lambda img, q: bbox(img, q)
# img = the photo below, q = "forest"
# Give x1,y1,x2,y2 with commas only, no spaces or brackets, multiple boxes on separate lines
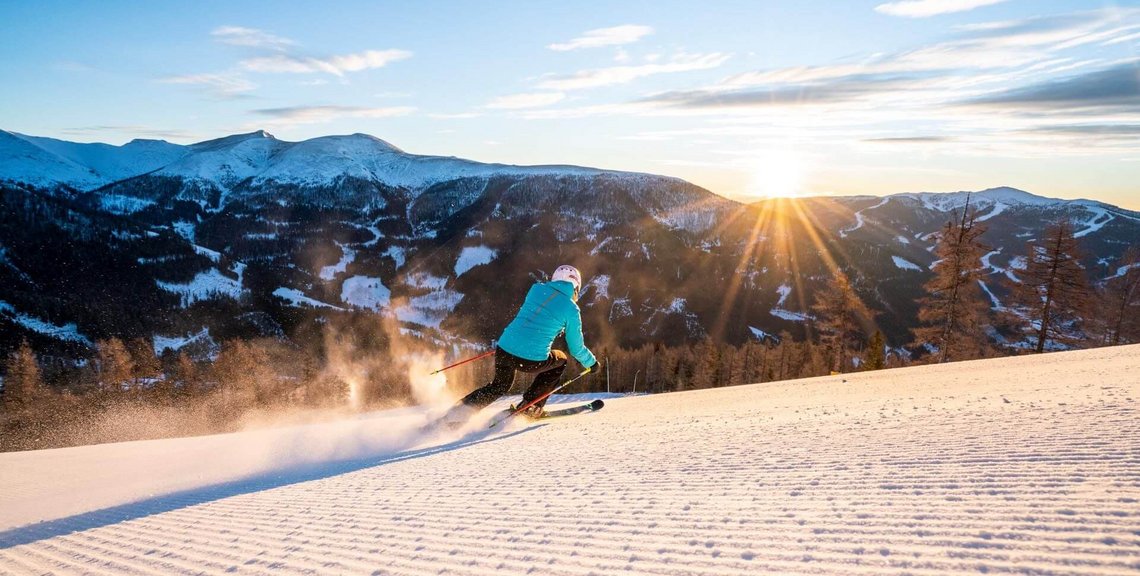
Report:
2,206,1137,452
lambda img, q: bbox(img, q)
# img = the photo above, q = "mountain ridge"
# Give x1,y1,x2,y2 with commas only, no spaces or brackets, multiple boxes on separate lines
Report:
1,129,1136,370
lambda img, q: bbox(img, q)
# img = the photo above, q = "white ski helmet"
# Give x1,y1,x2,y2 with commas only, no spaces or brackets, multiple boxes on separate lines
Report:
551,264,582,292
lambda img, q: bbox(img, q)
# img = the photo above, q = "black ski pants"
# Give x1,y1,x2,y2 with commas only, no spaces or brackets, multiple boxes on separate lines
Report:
461,347,567,409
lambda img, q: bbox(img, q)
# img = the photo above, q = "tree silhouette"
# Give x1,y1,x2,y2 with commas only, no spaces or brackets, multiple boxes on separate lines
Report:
812,271,874,373
912,196,991,362
1012,220,1091,353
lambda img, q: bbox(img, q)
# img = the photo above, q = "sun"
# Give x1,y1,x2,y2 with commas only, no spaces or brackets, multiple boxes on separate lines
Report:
745,150,808,200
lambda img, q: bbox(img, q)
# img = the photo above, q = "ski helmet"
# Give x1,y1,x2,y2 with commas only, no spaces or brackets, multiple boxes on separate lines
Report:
551,264,582,292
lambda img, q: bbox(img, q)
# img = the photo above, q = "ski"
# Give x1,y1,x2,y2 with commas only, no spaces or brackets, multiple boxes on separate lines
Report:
425,399,605,432
539,399,605,419
491,399,605,427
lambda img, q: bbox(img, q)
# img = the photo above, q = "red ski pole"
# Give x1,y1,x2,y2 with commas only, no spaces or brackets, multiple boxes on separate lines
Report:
488,366,592,429
430,349,495,375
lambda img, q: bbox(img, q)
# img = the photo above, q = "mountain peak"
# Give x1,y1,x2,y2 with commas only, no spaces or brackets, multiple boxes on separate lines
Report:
349,133,404,153
190,130,278,150
973,186,1064,206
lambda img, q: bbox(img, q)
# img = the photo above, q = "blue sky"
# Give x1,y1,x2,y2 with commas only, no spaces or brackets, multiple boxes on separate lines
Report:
2,0,1139,208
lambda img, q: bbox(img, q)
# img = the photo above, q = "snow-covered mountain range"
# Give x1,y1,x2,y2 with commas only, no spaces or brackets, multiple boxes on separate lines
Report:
1,129,1136,364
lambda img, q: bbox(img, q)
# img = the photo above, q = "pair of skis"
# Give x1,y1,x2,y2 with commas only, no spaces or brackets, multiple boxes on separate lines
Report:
426,398,605,432
425,366,602,431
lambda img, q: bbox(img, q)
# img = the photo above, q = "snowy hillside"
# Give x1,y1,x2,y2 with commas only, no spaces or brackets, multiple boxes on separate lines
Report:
0,130,185,188
0,129,634,194
2,345,1137,575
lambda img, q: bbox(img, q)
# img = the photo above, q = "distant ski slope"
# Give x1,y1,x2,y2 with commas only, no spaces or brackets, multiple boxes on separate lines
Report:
1,347,1138,575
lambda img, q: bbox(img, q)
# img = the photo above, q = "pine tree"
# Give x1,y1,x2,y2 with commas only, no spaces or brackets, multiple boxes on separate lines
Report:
212,340,277,413
172,352,199,400
2,340,45,413
866,331,886,370
912,196,991,363
95,337,134,394
126,337,161,391
1102,247,1140,345
690,338,720,388
811,271,875,373
1012,220,1091,352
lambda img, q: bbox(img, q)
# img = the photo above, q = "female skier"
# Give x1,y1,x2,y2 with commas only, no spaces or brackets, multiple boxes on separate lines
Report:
449,264,597,422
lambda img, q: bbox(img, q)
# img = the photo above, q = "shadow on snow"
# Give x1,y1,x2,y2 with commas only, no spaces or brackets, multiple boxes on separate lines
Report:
0,425,544,549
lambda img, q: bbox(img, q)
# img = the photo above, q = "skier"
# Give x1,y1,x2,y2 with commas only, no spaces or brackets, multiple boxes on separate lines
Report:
450,264,598,422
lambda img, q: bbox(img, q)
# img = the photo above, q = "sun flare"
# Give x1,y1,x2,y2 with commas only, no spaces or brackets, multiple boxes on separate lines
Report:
745,150,808,200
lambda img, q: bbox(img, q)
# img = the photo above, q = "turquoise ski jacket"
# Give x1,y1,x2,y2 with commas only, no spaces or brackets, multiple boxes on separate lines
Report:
497,280,597,368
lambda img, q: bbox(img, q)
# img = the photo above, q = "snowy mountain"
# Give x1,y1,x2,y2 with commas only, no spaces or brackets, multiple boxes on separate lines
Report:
1,130,1137,366
1,345,1136,574
0,129,185,189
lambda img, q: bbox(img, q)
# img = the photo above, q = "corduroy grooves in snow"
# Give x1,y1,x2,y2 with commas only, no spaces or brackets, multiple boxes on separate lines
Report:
1,346,1138,575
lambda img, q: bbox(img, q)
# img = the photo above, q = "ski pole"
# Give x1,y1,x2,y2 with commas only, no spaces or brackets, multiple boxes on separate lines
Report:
488,366,592,429
430,349,496,375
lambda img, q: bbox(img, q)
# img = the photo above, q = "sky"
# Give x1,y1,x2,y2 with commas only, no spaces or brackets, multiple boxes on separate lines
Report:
2,0,1138,209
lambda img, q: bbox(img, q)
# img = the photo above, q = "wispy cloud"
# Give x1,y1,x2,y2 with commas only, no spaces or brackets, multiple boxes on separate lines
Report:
159,73,257,99
537,52,731,91
428,112,483,119
548,25,653,51
875,0,1009,18
863,136,953,143
519,9,1140,162
60,125,198,141
637,9,1138,113
241,49,412,76
252,105,416,126
211,26,295,50
642,72,926,109
485,92,566,109
962,61,1140,110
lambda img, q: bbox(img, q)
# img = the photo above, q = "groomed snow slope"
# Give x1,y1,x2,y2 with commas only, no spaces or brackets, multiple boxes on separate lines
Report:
1,346,1138,575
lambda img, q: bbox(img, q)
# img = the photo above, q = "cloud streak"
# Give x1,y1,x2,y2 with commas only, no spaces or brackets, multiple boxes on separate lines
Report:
159,73,257,99
537,53,731,91
875,0,1009,18
963,61,1140,110
485,92,566,109
211,26,295,50
253,105,416,126
548,25,653,51
241,49,413,76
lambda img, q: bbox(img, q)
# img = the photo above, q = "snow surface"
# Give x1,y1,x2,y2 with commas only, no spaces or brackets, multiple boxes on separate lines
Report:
776,283,792,307
839,197,889,238
0,130,185,189
152,327,213,356
891,255,922,271
584,274,611,300
273,288,344,311
454,246,496,277
897,187,1067,211
0,301,91,345
319,243,356,281
975,201,1007,222
1073,206,1114,238
157,269,245,307
1106,261,1140,280
393,290,464,329
748,325,774,340
770,308,813,322
192,244,221,263
339,276,391,311
978,280,1006,310
98,194,156,215
770,283,811,322
383,246,406,269
2,346,1137,575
